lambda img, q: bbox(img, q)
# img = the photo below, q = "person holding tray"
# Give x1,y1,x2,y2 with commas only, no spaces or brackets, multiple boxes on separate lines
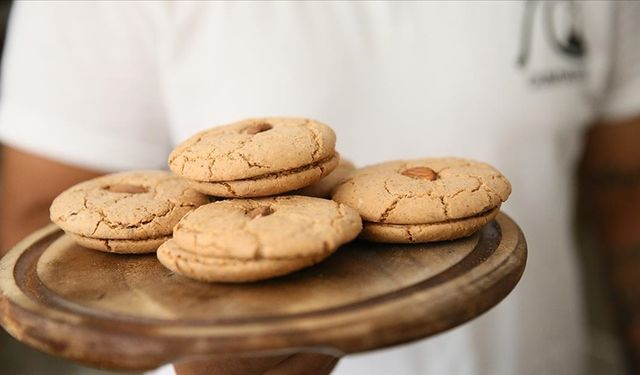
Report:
1,2,639,375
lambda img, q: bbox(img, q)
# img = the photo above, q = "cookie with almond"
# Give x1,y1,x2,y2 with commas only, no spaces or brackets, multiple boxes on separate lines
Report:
332,157,510,243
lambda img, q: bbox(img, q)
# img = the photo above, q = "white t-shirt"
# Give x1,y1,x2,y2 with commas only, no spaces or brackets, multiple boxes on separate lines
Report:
1,2,639,375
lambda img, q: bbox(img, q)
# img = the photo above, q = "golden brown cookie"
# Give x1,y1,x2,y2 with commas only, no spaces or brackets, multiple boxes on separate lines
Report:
50,171,209,253
168,117,338,197
157,196,362,282
332,158,511,243
293,158,356,198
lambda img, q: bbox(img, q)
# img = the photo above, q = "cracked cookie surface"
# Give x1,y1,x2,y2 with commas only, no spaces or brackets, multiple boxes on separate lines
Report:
332,157,510,224
331,157,510,243
50,171,209,253
159,196,362,282
168,118,337,197
173,195,362,259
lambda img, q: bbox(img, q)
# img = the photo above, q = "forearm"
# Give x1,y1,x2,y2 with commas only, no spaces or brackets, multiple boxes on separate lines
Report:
0,151,50,254
0,197,51,256
0,146,102,256
580,118,640,369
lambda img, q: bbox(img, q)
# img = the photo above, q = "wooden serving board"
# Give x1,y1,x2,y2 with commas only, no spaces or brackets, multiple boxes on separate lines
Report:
0,213,526,371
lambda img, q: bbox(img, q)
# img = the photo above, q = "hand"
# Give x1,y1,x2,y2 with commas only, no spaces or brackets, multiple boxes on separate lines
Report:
174,353,339,375
0,146,102,257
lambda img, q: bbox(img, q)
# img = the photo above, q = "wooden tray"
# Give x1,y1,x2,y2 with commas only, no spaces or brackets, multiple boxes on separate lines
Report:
0,212,526,371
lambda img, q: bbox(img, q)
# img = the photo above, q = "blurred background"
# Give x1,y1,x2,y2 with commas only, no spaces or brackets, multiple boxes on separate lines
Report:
0,6,135,375
0,2,637,375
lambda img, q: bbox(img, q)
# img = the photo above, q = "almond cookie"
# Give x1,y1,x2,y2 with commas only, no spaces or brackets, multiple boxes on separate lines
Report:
332,158,511,243
293,158,356,198
168,117,339,197
157,196,362,282
50,171,209,253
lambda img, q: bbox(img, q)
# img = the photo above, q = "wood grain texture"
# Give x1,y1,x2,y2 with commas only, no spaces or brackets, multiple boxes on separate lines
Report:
0,213,526,371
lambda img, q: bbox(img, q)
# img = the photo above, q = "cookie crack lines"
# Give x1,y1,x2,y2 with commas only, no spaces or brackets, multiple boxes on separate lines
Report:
90,216,103,236
95,204,173,232
172,134,207,175
218,182,237,196
448,188,467,199
137,207,172,227
81,183,195,235
465,173,507,202
306,119,322,160
169,118,338,197
470,176,483,193
237,152,269,169
379,180,414,222
209,137,250,172
332,157,510,243
439,196,450,218
382,178,415,199
382,180,394,196
111,194,132,206
405,227,415,242
50,171,208,253
179,155,197,175
379,198,400,223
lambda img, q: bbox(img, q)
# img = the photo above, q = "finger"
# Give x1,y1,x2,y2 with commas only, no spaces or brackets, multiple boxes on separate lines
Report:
263,353,339,375
174,354,292,375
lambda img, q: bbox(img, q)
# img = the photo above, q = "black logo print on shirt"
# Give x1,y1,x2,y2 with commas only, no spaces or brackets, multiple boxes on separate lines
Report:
517,0,587,87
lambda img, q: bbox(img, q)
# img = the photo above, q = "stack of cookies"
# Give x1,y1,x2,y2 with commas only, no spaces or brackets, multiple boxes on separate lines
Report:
167,118,341,197
50,116,511,284
331,158,511,243
158,117,363,282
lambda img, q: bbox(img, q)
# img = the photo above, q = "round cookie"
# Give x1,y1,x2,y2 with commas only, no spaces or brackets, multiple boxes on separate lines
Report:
332,157,511,243
50,171,209,253
293,158,356,198
158,195,362,282
168,117,338,197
